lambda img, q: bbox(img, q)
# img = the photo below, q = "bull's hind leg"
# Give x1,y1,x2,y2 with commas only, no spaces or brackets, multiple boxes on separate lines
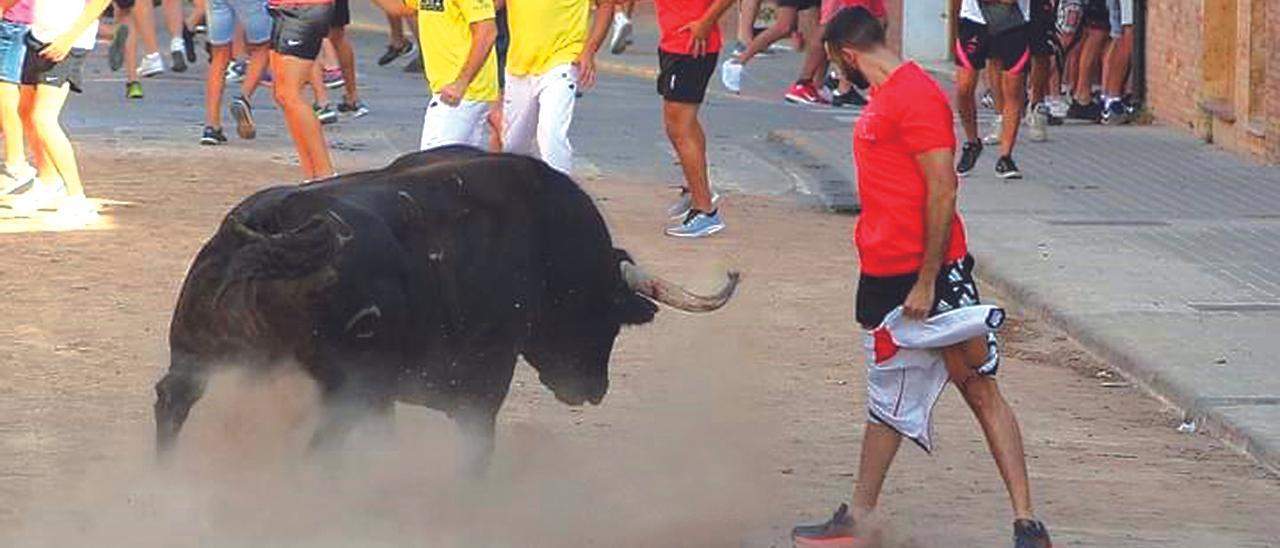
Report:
154,357,210,461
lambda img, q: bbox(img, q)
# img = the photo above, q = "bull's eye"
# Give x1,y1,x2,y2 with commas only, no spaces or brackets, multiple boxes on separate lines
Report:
345,305,382,339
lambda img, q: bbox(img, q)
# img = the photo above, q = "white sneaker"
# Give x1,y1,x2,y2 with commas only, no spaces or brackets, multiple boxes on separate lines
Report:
720,59,743,94
1047,96,1070,119
1,163,36,194
608,13,633,55
1025,103,1049,143
45,196,99,228
983,114,1003,146
9,178,66,213
138,52,164,77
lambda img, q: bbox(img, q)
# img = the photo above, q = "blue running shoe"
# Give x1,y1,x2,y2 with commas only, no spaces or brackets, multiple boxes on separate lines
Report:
666,189,721,219
666,209,725,239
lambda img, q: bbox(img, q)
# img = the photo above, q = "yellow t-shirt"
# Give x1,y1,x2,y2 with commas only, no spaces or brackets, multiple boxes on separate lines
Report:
413,0,499,102
505,0,590,77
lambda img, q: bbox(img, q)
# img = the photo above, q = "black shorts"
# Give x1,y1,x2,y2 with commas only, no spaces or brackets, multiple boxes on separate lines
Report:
855,255,980,329
777,0,820,10
1083,0,1109,30
1028,0,1057,55
495,8,509,89
657,50,717,104
955,18,1030,73
114,0,136,10
330,0,350,28
21,33,86,93
269,3,332,61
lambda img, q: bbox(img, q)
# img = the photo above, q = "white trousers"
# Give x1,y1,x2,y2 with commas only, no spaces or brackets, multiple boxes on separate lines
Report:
420,98,490,151
502,63,577,174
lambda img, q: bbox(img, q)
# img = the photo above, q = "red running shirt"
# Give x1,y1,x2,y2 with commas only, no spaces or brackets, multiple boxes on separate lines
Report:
655,0,723,55
852,62,968,276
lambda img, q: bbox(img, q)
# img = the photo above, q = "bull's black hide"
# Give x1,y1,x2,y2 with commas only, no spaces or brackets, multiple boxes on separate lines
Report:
154,146,738,471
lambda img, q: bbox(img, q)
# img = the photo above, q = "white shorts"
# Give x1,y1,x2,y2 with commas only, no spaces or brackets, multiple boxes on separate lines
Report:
864,305,1005,452
1107,0,1133,38
420,98,490,151
502,63,578,175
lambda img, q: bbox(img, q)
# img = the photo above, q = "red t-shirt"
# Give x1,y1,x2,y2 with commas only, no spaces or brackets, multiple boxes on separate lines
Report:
655,0,723,55
852,62,968,277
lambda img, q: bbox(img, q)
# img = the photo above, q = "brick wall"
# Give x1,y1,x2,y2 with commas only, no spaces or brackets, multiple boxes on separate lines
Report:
1144,0,1204,134
1269,0,1280,163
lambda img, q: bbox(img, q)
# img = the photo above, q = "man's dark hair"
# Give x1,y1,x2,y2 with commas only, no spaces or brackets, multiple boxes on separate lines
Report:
821,7,886,51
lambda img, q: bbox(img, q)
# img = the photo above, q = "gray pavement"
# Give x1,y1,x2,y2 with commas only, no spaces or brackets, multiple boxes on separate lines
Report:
62,3,1280,474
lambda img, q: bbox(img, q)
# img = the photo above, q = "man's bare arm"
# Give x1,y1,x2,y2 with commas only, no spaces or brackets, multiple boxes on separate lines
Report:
901,148,958,319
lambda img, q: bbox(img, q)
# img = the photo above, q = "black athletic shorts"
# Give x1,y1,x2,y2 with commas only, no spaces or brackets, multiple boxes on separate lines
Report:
778,0,820,10
114,0,136,10
855,255,980,329
21,33,87,93
955,18,1030,73
269,3,332,61
330,0,350,28
495,8,509,89
1028,0,1057,55
657,50,717,104
1083,0,1109,30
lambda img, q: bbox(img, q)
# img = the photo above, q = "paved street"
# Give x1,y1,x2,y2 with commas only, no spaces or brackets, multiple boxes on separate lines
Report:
0,3,1278,547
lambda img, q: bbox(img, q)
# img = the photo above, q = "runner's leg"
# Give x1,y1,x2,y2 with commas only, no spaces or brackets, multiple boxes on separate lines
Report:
737,6,797,64
273,51,332,178
663,101,711,212
30,83,85,197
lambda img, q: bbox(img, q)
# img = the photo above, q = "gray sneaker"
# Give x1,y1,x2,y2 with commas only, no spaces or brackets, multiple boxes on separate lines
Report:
666,209,725,239
1026,103,1049,142
229,96,256,139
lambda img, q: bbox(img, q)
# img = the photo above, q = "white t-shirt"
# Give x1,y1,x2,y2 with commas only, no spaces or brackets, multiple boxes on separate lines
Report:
960,0,1032,24
32,0,100,51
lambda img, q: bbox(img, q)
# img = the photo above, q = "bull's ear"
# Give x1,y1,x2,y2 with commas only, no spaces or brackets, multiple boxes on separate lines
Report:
613,293,658,326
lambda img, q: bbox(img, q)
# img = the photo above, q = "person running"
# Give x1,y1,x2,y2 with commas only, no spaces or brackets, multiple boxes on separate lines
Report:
267,0,337,180
161,0,197,72
327,0,367,117
502,0,614,174
790,10,1053,547
1064,0,1108,121
719,0,826,104
656,0,734,238
1023,0,1057,142
0,0,36,193
201,0,271,145
607,0,634,54
954,0,1031,179
399,0,496,149
13,0,112,226
106,0,148,99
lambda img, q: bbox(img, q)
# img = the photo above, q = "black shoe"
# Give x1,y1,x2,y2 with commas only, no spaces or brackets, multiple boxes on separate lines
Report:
200,126,227,146
1066,99,1102,122
108,25,128,72
995,155,1023,179
378,40,415,67
831,88,867,108
1013,519,1052,548
1102,100,1131,126
957,141,983,176
229,96,256,140
791,503,856,544
182,25,197,63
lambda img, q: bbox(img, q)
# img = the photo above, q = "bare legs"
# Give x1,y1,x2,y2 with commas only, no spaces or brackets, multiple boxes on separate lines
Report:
271,52,334,179
662,100,712,212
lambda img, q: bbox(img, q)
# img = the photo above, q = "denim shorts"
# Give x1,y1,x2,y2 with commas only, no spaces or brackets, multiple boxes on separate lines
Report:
207,0,272,46
0,20,29,84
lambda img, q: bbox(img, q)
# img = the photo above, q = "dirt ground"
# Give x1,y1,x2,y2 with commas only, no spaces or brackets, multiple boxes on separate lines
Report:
1,144,1278,548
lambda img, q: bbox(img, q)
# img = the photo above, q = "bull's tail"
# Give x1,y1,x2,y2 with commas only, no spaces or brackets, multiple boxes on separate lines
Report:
213,210,354,306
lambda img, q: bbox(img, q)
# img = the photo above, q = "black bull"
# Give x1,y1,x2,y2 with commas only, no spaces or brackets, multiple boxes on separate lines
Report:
154,146,740,469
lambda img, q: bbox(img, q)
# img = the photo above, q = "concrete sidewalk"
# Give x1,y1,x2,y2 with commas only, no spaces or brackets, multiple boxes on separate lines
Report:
599,9,1280,472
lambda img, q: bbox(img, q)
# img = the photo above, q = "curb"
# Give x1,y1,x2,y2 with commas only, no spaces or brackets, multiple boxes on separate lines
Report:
973,252,1280,475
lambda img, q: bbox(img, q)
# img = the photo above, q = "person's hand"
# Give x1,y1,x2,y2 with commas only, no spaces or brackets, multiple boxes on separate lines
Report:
40,34,75,63
902,280,935,320
678,17,714,57
574,51,597,90
439,80,466,106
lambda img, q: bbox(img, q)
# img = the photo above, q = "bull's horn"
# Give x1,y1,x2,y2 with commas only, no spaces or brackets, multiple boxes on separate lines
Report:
621,261,740,313
226,215,267,242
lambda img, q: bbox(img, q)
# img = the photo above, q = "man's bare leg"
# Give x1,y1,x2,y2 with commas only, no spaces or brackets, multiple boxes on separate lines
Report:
736,7,798,64
663,100,712,212
329,26,360,105
999,70,1025,158
955,67,981,144
943,339,1034,520
272,53,333,179
1072,28,1107,104
796,7,825,86
850,421,903,518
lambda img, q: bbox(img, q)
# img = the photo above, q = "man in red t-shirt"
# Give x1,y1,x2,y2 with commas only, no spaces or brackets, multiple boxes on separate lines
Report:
790,8,1053,548
654,0,735,238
